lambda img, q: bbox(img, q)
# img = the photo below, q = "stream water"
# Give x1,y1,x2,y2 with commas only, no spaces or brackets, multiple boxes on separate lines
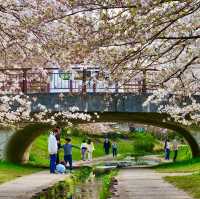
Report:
32,158,159,199
32,172,103,199
70,177,103,199
95,157,160,171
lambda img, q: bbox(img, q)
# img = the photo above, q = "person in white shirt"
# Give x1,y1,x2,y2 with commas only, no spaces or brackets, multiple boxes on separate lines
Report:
80,140,87,161
87,139,95,161
48,131,58,173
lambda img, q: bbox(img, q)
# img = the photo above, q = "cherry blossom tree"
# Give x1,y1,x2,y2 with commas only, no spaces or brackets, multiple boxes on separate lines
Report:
0,0,200,125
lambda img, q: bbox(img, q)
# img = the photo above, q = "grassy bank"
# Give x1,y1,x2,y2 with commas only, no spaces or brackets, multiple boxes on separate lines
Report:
0,161,43,184
29,133,136,166
155,145,200,198
165,174,200,199
162,145,192,162
155,145,198,173
155,158,200,173
155,145,200,173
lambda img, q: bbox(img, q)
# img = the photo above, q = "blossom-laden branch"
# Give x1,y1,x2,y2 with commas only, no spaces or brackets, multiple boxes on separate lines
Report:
157,35,200,40
0,1,200,125
0,94,92,126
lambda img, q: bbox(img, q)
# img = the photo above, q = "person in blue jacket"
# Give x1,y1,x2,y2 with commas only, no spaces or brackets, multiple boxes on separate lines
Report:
62,138,79,171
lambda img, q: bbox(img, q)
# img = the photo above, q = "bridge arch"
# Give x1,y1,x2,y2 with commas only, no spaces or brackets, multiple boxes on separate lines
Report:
5,112,200,163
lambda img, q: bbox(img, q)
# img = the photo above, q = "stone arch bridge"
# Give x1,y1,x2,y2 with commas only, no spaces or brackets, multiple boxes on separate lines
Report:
1,93,200,163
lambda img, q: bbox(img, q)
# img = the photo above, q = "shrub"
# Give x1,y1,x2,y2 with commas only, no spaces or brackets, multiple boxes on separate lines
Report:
133,133,156,154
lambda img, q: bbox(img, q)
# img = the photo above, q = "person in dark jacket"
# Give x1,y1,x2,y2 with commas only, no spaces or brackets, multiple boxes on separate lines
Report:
62,138,79,171
104,138,111,155
55,127,61,164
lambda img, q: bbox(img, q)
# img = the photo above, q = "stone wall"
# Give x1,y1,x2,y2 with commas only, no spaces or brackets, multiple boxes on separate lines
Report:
29,93,157,113
0,129,14,160
190,129,200,148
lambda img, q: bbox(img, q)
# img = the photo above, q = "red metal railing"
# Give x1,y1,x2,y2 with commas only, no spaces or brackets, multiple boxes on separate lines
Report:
0,68,159,94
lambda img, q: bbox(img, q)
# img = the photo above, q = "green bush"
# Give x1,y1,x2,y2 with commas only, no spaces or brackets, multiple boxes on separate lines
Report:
73,166,92,182
133,133,156,154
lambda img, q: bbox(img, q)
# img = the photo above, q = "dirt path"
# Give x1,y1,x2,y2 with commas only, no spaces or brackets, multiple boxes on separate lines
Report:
0,171,68,199
112,168,192,199
0,155,113,199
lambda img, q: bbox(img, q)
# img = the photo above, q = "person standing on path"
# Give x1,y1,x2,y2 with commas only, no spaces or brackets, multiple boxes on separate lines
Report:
104,138,111,155
62,138,79,171
80,140,87,161
172,138,178,162
164,139,167,156
165,139,170,160
48,131,58,174
87,139,95,161
55,127,61,164
112,141,118,158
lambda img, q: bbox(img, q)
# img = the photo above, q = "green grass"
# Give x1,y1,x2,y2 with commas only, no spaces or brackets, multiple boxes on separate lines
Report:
0,161,43,184
165,174,200,199
155,145,200,198
158,145,192,162
155,157,200,173
170,145,192,161
29,133,135,166
155,145,199,173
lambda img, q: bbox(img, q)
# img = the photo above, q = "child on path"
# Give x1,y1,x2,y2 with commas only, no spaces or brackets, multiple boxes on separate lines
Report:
87,139,95,161
80,140,87,161
112,141,118,158
62,138,79,171
56,161,66,174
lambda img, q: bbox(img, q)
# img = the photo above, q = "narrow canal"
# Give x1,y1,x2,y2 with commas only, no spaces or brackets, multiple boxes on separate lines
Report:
31,168,109,199
32,158,159,199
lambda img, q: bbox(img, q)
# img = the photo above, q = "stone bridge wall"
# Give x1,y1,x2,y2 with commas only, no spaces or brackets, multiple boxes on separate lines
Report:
1,93,200,163
0,129,14,160
30,93,157,113
190,129,200,148
29,93,200,113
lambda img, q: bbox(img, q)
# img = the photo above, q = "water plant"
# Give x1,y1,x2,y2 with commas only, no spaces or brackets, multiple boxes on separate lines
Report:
99,170,118,199
32,167,92,199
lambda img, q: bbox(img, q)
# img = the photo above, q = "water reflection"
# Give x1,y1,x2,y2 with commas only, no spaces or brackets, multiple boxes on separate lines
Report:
70,177,102,199
32,173,103,199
